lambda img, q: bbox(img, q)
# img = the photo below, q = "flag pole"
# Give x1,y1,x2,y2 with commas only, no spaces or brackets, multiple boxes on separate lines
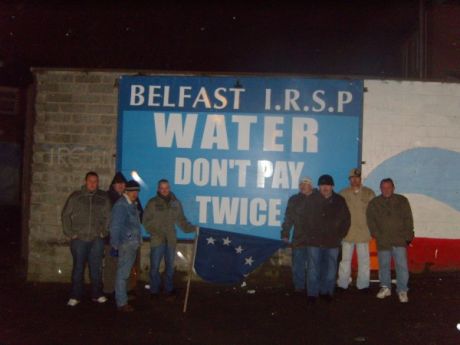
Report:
183,227,200,313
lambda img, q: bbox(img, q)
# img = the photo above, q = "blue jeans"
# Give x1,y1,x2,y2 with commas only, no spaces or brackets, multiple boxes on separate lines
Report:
337,241,370,290
115,242,139,307
292,248,308,291
70,238,104,300
378,247,409,293
149,244,176,294
307,246,339,297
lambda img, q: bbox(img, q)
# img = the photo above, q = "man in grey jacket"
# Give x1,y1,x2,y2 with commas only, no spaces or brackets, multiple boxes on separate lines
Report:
62,171,111,307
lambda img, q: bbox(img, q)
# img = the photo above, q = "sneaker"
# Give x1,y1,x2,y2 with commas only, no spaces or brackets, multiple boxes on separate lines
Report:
117,304,134,312
398,291,409,303
67,298,80,307
92,296,108,304
376,287,391,299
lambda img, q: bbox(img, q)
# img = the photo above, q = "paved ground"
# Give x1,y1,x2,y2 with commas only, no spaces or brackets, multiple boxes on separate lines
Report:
0,208,459,345
1,255,459,345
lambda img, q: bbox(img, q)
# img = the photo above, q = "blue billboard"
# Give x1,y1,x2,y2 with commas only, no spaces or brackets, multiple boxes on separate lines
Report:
117,75,363,240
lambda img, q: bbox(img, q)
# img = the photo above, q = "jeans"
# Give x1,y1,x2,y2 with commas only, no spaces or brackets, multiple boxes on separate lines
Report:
307,246,339,297
149,244,176,294
292,247,308,291
337,241,370,290
115,242,139,307
378,247,409,293
70,238,104,300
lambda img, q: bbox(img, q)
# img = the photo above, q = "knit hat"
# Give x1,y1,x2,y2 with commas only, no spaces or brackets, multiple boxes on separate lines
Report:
348,168,361,178
111,172,127,185
299,176,313,185
318,174,334,186
125,180,140,192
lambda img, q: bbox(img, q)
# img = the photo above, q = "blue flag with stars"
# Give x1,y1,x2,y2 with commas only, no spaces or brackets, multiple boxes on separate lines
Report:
194,227,287,284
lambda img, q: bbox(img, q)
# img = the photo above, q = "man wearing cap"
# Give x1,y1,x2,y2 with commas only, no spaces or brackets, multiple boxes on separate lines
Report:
143,179,197,299
110,180,143,312
281,176,316,295
303,174,351,304
366,178,414,303
337,168,376,292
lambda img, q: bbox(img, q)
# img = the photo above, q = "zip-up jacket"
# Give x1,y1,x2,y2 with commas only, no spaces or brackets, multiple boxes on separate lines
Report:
143,192,195,247
61,186,111,241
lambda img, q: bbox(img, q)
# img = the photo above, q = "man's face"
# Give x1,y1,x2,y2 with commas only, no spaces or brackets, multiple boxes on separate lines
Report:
380,181,395,198
113,182,126,194
85,175,99,192
349,176,361,188
299,182,313,195
319,184,333,197
126,190,139,202
158,182,170,197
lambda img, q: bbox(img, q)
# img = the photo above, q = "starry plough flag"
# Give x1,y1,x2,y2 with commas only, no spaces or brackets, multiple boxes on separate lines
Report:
194,227,287,284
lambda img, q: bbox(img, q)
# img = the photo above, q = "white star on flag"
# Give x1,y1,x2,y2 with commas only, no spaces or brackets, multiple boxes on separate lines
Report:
206,237,216,245
222,237,232,246
235,245,244,254
244,256,254,266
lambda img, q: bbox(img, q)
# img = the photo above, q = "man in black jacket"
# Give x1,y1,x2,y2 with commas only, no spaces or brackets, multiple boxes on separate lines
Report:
304,174,351,303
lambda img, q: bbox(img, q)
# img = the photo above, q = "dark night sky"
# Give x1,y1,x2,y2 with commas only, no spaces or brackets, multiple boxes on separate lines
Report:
0,1,422,85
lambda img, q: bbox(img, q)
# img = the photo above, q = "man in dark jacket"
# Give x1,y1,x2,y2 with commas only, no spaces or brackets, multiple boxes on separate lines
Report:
366,178,414,303
281,176,315,294
304,174,351,303
143,179,197,298
62,171,111,307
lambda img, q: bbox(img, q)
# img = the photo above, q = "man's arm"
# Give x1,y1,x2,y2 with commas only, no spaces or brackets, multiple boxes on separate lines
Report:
175,201,196,233
401,197,415,242
142,199,157,233
110,202,126,249
61,192,76,238
366,200,378,237
281,196,295,241
338,197,351,238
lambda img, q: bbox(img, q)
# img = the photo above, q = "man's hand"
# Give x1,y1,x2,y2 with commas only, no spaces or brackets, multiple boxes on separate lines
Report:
282,237,290,244
71,235,78,240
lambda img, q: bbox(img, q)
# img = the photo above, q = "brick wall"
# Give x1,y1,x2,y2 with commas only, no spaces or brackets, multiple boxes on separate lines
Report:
29,70,120,281
28,70,460,282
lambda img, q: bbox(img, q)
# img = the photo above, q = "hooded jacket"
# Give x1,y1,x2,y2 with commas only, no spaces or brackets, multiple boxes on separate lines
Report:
62,186,111,241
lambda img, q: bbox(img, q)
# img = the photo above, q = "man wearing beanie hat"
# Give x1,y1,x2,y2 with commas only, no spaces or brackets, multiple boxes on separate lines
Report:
281,176,316,295
104,172,143,296
303,174,351,304
110,180,143,312
337,168,375,292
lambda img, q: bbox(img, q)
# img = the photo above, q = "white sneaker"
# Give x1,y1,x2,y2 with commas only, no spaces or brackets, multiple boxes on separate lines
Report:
398,291,409,303
67,298,80,307
376,287,391,299
92,296,108,304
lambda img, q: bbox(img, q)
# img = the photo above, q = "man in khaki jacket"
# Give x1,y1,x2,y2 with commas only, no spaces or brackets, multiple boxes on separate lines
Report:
337,168,375,291
366,178,414,303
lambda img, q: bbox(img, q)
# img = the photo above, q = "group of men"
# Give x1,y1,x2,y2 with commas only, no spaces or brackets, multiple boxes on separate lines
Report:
61,171,196,312
61,167,414,312
282,169,414,304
